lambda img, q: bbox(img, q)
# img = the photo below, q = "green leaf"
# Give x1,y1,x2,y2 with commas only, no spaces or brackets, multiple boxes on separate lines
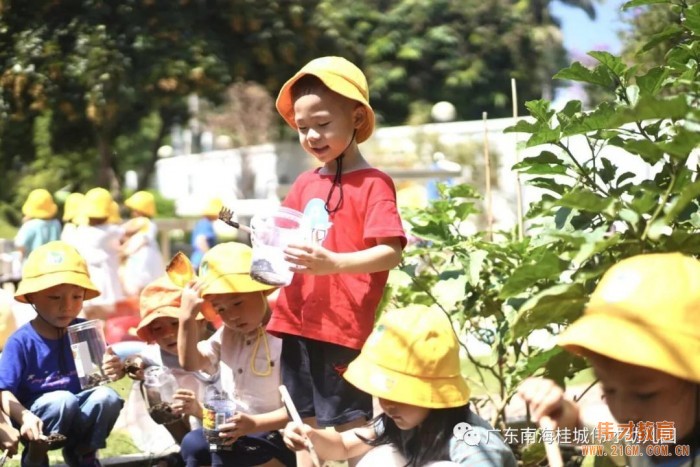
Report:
685,3,700,36
664,180,700,225
554,61,614,88
432,276,468,309
525,100,555,122
526,127,563,147
609,95,690,127
509,284,588,340
504,119,539,134
636,67,669,96
563,102,618,136
657,128,700,160
623,0,670,8
499,250,565,298
512,151,569,175
588,51,627,77
621,139,666,164
558,189,613,213
467,249,488,286
639,23,684,54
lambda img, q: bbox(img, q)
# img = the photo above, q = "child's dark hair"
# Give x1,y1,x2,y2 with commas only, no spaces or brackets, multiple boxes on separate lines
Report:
361,404,470,466
290,74,330,102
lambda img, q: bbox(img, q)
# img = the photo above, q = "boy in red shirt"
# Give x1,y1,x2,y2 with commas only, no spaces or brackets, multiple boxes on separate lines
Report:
270,56,406,464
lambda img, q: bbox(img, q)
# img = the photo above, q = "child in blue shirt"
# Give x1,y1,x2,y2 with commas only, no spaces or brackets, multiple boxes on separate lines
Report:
0,241,124,467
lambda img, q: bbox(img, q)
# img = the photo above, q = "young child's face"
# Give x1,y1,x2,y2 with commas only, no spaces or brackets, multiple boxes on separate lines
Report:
293,90,360,165
206,292,268,334
589,353,698,440
148,316,179,355
378,397,430,430
27,283,84,327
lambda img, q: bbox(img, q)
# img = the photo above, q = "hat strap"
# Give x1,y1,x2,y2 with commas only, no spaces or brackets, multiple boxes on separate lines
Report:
324,129,357,215
250,326,272,377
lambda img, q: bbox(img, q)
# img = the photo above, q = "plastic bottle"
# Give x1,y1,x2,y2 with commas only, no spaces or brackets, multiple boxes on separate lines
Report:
202,386,236,451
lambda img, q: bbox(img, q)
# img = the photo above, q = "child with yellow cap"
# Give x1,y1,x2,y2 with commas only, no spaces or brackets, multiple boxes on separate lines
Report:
121,191,164,297
14,189,62,261
60,192,86,246
118,271,218,461
178,242,295,466
0,241,124,466
72,188,124,319
282,305,516,466
270,56,406,458
518,252,700,466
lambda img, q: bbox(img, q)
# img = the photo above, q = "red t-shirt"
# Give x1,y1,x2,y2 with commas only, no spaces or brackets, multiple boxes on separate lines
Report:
267,168,406,349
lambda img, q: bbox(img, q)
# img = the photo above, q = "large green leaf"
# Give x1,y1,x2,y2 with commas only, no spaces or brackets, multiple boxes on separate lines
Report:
509,284,588,340
636,67,669,96
639,23,684,54
685,3,700,35
558,189,613,213
554,61,614,88
499,250,565,298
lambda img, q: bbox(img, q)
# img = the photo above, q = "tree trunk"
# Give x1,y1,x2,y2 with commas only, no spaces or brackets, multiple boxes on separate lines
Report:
96,131,118,191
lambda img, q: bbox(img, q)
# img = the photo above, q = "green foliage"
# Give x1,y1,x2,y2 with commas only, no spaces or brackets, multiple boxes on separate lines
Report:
384,1,699,460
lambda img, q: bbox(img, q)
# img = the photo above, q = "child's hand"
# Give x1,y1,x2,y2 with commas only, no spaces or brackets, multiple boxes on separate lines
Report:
123,354,145,380
284,243,338,276
102,347,125,381
0,421,20,456
180,279,204,320
171,389,201,418
282,421,314,452
517,377,580,430
19,410,43,442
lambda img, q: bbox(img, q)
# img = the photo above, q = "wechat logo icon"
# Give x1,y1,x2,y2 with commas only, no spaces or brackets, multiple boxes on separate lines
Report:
453,422,480,446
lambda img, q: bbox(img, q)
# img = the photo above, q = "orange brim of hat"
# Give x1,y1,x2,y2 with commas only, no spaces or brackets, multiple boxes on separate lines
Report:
276,70,375,144
15,271,100,303
136,305,205,342
558,307,700,383
343,352,471,409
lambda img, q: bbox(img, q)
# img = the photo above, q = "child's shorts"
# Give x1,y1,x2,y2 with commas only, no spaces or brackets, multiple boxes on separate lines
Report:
281,335,372,427
181,428,295,467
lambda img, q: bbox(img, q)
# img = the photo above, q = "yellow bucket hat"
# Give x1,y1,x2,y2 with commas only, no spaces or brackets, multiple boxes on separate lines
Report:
62,192,85,222
22,189,58,220
276,56,375,144
558,252,700,383
15,241,100,303
198,242,276,321
344,305,471,409
136,275,205,342
202,198,223,217
125,191,156,218
82,187,113,219
108,200,122,224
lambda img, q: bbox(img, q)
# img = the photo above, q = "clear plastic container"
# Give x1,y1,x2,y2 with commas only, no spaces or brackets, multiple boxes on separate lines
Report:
144,366,181,425
249,207,304,287
67,320,109,390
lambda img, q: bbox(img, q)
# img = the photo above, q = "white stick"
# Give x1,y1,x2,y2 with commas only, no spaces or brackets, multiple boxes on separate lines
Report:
540,416,564,467
279,385,321,467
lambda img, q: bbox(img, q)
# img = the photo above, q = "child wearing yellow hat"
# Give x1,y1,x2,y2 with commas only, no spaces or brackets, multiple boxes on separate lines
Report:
118,271,218,460
282,305,516,466
121,191,165,297
270,56,406,454
0,241,124,466
518,253,700,466
60,192,86,246
14,189,62,261
72,188,124,319
178,242,295,466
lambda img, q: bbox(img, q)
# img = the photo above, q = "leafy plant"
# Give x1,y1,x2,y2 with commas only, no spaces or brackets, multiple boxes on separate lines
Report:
384,0,698,463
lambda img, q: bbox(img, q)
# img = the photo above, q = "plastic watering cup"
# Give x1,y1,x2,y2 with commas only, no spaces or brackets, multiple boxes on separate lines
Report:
249,207,305,287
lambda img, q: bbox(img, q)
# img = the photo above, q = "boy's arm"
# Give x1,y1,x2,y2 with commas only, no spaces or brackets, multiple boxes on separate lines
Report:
1,390,43,441
287,237,403,275
178,281,212,371
517,378,581,430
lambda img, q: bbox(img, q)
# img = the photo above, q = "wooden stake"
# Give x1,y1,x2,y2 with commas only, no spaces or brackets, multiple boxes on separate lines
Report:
511,78,525,241
279,385,321,467
483,112,493,241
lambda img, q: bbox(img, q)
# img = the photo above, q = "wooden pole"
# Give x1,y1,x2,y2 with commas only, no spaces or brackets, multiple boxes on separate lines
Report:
511,78,525,241
482,112,493,241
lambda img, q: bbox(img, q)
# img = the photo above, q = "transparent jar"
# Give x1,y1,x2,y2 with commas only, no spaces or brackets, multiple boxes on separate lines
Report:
202,386,236,451
67,320,109,390
143,366,181,425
